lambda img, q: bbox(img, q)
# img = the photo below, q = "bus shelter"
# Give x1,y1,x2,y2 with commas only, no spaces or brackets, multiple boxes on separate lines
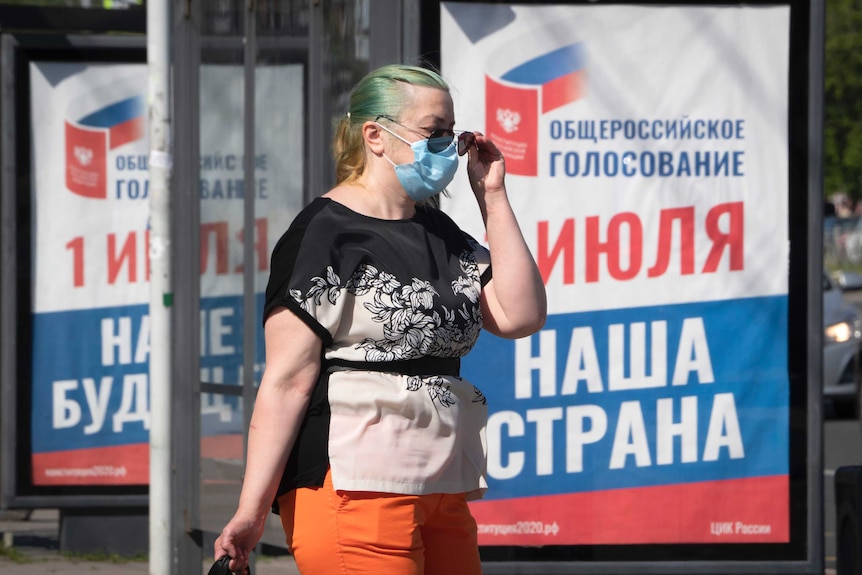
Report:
0,1,830,574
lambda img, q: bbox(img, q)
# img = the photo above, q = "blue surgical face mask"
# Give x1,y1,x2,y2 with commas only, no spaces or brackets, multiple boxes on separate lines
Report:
378,123,459,202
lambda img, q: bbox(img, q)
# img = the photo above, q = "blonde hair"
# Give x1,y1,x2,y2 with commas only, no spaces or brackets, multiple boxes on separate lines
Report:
333,64,450,185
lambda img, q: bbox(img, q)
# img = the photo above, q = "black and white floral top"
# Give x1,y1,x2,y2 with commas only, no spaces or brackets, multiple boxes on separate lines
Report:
264,197,492,506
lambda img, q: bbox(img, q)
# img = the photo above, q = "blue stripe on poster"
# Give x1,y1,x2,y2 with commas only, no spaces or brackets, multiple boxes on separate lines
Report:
464,295,789,499
77,95,144,128
31,294,265,454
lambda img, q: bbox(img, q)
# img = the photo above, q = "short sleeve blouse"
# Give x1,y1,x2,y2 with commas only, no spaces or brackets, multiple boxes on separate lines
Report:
264,197,491,501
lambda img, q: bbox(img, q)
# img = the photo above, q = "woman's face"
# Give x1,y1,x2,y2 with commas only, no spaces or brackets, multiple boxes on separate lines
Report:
384,84,455,162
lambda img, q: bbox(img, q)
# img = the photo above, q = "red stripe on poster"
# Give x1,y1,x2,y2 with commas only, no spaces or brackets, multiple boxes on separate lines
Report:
109,116,144,150
32,443,148,486
470,475,789,545
542,70,585,113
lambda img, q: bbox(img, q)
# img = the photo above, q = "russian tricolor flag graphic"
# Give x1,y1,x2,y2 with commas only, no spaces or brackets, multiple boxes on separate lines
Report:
486,42,585,176
65,95,145,199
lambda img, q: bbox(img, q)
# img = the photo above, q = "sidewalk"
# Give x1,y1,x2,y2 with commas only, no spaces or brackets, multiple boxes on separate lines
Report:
1,509,840,574
0,509,300,574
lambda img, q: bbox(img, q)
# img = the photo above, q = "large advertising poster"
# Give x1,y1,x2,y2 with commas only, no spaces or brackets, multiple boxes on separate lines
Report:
441,3,791,546
28,62,303,486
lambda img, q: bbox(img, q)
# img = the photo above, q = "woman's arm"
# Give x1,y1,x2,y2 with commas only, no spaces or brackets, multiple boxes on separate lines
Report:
213,306,321,572
466,132,547,339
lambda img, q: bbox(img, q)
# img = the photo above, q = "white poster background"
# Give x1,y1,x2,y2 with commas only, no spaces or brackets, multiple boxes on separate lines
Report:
441,4,789,314
30,62,304,313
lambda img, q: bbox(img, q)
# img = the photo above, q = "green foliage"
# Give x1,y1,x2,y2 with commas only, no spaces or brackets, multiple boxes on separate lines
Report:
0,1,142,8
0,542,31,563
0,542,148,564
825,0,862,200
61,549,147,562
0,1,82,5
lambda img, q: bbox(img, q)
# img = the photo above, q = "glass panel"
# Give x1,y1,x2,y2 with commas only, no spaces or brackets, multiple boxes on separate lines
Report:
322,0,370,64
203,0,244,36
199,4,246,534
249,48,308,550
199,52,246,390
258,0,309,36
198,4,308,544
199,389,246,542
196,0,374,544
317,0,371,190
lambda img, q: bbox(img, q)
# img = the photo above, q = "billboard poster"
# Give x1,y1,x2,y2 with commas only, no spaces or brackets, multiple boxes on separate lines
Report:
29,62,304,486
440,3,791,546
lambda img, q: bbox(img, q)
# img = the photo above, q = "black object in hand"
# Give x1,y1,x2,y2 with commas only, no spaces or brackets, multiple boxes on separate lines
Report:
207,555,251,575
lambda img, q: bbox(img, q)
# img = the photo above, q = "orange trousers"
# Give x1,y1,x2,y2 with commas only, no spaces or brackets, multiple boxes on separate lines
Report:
277,469,482,575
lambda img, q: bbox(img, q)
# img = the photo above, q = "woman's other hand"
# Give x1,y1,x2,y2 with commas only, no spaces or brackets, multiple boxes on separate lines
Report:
465,131,506,199
462,133,547,339
213,512,266,574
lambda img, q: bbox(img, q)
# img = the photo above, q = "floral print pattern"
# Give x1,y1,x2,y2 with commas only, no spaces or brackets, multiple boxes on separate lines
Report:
290,240,484,407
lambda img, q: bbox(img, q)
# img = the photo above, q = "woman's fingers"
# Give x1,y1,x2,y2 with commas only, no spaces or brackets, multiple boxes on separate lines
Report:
214,531,249,573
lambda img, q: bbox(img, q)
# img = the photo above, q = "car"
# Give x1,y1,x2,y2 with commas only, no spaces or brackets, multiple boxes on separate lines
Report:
823,270,862,418
824,215,862,266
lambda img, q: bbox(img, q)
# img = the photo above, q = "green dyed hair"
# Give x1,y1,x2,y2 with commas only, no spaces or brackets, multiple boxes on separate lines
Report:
333,64,450,185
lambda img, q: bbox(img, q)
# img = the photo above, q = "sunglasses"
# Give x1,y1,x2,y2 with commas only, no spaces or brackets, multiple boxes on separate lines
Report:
376,115,475,156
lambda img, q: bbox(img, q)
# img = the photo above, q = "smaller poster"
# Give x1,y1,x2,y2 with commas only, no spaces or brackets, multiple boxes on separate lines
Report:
28,62,304,486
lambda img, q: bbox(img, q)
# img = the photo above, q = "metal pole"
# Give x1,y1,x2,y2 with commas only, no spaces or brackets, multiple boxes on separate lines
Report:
242,0,256,459
807,0,826,572
171,0,203,571
148,0,173,573
242,2,257,570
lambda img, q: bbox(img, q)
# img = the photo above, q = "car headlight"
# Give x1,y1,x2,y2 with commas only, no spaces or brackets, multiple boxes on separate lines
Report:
825,321,855,343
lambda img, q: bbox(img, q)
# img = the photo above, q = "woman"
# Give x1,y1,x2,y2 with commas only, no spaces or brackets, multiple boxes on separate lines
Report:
214,63,546,574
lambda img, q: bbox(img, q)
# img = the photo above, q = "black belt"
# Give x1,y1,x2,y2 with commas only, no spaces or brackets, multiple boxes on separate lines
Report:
323,356,461,377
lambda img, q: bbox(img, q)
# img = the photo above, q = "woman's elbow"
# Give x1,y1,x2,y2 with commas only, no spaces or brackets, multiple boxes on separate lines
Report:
520,292,548,336
494,310,547,340
518,311,547,338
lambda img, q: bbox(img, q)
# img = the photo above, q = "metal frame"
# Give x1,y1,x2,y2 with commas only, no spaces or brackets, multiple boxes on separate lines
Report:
0,4,145,35
0,1,411,569
189,1,305,553
306,4,326,204
805,0,826,571
417,0,826,573
187,0,412,555
0,34,17,512
171,0,203,570
0,23,202,569
242,0,257,485
0,34,149,510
